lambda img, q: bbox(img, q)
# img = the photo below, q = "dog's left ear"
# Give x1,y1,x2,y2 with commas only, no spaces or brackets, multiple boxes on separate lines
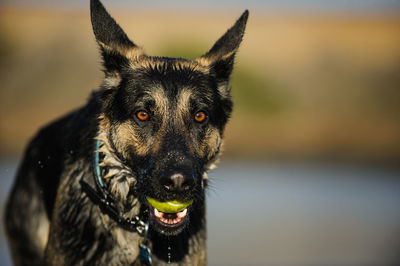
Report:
90,0,144,76
196,10,248,97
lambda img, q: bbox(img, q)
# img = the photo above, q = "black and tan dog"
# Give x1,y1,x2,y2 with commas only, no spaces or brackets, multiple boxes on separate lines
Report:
4,0,248,265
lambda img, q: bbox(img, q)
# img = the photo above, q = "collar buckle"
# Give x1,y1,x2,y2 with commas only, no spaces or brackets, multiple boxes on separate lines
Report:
135,219,149,237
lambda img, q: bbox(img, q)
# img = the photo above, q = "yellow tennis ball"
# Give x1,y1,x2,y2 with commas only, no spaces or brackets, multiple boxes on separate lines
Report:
146,197,193,213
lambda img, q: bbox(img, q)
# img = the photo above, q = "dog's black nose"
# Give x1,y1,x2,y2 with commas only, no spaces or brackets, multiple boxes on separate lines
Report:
160,171,194,193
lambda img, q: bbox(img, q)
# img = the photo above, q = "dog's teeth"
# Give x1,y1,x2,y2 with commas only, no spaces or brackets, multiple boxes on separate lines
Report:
154,208,163,218
155,209,187,225
177,208,187,218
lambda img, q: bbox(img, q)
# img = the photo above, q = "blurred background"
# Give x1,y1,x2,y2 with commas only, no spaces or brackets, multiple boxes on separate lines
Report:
1,0,400,265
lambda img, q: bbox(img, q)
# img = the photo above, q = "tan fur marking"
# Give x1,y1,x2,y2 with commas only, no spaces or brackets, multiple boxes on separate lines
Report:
189,127,220,159
195,49,237,67
97,115,110,136
176,89,192,123
98,114,149,158
152,88,169,118
194,57,211,67
203,127,222,160
98,41,144,61
149,130,165,155
217,82,231,99
175,89,199,155
103,73,122,88
96,116,114,152
114,121,152,157
148,88,168,154
37,210,50,250
130,56,209,74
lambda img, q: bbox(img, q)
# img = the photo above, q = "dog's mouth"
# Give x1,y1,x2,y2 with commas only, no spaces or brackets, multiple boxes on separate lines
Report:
146,197,192,234
150,207,188,227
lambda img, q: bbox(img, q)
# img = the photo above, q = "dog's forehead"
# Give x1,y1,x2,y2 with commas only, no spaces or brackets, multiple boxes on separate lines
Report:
127,57,215,100
131,56,209,74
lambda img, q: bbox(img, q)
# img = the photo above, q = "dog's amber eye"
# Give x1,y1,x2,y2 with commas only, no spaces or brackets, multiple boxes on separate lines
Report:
136,111,149,121
194,111,207,123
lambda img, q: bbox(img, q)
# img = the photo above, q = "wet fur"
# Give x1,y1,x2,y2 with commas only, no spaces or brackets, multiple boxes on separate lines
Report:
4,1,248,265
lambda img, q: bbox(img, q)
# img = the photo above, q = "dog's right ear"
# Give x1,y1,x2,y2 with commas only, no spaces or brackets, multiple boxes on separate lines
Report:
90,0,143,76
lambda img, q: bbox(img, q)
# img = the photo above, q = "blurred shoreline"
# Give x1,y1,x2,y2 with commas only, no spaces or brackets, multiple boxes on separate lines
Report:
1,6,400,164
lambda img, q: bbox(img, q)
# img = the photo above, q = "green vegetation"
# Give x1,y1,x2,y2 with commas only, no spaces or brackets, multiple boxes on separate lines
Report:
231,67,290,115
159,40,206,60
161,42,291,115
1,8,400,163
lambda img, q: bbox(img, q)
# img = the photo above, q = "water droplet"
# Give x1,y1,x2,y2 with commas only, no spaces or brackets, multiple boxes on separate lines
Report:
38,160,41,165
167,245,172,264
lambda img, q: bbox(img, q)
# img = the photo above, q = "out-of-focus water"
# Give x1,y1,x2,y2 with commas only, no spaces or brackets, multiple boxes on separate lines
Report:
207,162,400,266
1,159,400,266
0,159,17,266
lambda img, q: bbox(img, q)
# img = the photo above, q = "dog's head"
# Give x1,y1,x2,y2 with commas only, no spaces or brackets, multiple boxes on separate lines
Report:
90,0,248,235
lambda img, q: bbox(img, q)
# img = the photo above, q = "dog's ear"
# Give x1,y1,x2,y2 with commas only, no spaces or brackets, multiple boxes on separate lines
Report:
90,0,143,76
196,10,248,97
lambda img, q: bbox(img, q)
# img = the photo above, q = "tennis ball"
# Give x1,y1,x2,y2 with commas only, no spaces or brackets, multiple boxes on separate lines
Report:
146,197,193,213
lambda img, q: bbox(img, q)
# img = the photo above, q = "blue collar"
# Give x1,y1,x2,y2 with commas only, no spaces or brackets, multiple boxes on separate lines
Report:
80,139,148,236
80,138,152,264
94,138,105,188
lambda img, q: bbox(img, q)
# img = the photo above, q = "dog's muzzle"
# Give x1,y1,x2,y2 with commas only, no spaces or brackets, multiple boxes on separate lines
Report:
147,197,192,228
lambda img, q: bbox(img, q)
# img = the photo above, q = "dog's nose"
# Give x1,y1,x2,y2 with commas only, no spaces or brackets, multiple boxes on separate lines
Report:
160,171,194,193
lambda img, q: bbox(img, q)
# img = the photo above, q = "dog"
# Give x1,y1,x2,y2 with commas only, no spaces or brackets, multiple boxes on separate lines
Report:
4,0,248,265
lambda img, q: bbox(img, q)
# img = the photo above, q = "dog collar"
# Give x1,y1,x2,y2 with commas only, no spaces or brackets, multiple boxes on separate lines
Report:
80,139,149,237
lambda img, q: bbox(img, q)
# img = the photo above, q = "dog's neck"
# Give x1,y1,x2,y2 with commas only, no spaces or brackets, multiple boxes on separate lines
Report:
92,116,208,264
95,116,140,215
150,204,207,264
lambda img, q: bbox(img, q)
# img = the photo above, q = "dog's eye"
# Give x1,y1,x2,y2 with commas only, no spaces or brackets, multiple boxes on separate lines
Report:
136,111,149,121
194,111,207,123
